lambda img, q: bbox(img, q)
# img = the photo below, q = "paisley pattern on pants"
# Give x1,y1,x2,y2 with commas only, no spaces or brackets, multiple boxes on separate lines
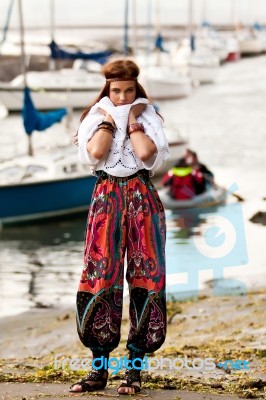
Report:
76,171,166,355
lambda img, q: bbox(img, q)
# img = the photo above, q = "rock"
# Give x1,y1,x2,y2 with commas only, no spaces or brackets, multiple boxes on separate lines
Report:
249,211,266,226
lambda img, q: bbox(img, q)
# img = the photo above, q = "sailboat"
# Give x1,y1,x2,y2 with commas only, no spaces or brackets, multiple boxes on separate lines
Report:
131,0,192,100
237,0,264,55
0,0,97,226
0,1,111,111
0,63,106,111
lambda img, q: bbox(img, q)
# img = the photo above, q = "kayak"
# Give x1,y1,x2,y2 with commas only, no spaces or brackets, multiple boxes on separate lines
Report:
158,185,227,210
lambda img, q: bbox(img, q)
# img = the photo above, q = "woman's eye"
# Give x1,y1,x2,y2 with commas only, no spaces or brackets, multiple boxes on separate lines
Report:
113,89,119,93
127,88,134,92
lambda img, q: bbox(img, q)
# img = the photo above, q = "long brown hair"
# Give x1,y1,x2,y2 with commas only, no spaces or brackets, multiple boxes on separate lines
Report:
80,58,151,122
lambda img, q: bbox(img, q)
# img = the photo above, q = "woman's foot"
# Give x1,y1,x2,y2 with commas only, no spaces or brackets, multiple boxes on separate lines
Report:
117,369,141,395
69,370,108,393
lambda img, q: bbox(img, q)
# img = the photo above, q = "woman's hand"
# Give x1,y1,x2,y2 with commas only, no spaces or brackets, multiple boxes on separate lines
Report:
99,107,107,116
128,104,146,125
99,108,115,126
129,103,146,118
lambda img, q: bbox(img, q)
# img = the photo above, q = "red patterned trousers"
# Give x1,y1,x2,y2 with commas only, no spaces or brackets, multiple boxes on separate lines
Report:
76,170,166,357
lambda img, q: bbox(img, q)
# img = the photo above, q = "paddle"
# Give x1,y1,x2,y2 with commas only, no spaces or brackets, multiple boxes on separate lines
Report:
204,173,245,202
230,192,245,202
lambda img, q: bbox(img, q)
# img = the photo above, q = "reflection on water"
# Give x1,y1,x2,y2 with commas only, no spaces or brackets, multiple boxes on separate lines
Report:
0,214,88,317
166,208,209,239
0,204,243,317
167,206,219,299
0,215,87,246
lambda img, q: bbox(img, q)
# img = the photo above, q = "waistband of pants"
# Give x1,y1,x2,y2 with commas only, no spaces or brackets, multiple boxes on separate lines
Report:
95,169,150,183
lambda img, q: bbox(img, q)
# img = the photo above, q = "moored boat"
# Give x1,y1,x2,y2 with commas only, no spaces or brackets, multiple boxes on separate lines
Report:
0,68,105,111
0,151,96,225
139,65,192,100
189,48,220,84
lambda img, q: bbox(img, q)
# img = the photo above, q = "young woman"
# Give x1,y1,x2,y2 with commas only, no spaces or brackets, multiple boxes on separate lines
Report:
69,59,169,395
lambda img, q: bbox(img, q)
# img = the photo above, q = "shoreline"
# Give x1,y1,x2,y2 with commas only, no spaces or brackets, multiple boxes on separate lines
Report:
0,288,266,398
1,273,266,320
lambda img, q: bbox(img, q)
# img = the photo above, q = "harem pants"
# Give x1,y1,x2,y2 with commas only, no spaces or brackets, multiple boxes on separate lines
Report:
76,169,166,357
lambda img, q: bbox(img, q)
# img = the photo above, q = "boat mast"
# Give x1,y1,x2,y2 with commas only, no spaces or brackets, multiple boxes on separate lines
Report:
145,0,153,67
49,0,56,70
231,0,237,30
18,0,33,156
124,0,129,55
154,0,161,66
18,0,27,86
0,0,15,54
131,0,137,56
201,0,207,25
188,0,195,52
154,0,160,38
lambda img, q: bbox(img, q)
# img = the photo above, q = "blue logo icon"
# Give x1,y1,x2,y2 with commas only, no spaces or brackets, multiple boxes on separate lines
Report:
166,183,249,298
204,226,225,248
217,359,249,371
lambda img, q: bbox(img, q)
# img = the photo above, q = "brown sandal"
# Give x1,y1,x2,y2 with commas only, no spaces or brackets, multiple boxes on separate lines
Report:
117,369,141,395
69,369,108,393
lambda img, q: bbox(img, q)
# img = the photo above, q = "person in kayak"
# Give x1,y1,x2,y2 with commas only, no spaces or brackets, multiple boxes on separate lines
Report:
162,157,205,200
184,149,214,195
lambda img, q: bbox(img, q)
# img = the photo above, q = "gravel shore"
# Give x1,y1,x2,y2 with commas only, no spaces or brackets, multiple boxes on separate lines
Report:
1,288,266,399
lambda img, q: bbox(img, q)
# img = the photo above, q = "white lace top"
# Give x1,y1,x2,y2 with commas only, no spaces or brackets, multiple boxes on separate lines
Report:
78,96,169,177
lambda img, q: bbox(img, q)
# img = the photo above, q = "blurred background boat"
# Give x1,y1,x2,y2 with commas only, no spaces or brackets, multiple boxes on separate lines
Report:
237,27,264,55
0,150,96,225
189,46,220,84
0,41,115,111
158,184,227,210
139,64,192,100
0,68,105,111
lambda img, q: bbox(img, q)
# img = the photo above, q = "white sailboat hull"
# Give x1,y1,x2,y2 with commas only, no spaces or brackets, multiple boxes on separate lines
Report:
0,69,105,111
190,65,219,84
145,76,192,100
139,66,192,100
0,87,100,111
238,38,263,55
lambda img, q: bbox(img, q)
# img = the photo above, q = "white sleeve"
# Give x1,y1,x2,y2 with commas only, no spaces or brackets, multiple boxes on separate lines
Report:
77,97,131,167
139,106,169,172
77,112,103,167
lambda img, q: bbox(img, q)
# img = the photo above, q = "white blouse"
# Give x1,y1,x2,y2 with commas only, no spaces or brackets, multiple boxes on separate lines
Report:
78,96,169,177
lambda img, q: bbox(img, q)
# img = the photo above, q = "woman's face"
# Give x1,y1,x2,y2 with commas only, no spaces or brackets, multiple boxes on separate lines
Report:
109,81,137,106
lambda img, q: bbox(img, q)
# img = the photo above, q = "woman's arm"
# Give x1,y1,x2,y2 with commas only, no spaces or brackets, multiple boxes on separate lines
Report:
128,105,157,162
86,113,114,160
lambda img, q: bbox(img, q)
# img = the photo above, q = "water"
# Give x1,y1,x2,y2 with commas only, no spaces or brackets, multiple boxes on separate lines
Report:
0,217,86,317
0,55,266,317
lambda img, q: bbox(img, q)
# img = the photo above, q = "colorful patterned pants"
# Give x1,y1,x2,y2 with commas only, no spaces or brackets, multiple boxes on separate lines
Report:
76,170,166,357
